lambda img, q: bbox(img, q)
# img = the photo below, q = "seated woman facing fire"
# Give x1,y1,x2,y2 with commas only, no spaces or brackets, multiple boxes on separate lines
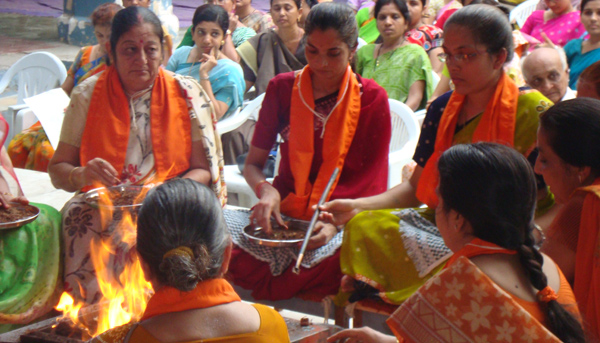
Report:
90,179,290,343
48,6,226,305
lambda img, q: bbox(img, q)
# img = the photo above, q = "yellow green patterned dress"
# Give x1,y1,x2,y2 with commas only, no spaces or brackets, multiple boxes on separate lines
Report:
338,88,551,305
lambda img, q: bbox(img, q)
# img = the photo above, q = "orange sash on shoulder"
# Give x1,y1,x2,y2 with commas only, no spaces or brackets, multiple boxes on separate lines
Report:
80,67,191,191
416,72,518,208
280,65,361,220
574,178,600,338
141,278,241,321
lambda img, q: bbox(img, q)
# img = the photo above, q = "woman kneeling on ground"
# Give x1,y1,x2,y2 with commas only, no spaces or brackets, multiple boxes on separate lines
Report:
328,143,585,343
319,4,551,305
225,2,391,301
91,179,290,343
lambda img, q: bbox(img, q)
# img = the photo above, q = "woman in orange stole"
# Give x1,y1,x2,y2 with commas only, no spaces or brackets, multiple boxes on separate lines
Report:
225,3,391,301
48,7,225,305
91,180,289,343
328,143,585,343
535,98,600,340
318,5,551,305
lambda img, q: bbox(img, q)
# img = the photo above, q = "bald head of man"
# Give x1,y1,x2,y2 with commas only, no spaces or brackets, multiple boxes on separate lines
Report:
522,47,571,104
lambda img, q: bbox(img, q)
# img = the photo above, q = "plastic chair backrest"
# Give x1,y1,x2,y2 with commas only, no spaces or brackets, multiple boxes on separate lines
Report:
0,52,67,105
217,93,266,136
388,99,421,188
510,0,539,29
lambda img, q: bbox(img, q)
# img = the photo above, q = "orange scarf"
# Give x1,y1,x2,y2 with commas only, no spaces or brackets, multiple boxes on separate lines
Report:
416,72,518,208
574,178,600,337
280,65,361,219
80,66,191,191
446,237,516,268
141,278,241,321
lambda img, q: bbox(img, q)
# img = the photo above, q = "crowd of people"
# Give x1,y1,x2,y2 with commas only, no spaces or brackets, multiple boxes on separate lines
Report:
1,0,600,341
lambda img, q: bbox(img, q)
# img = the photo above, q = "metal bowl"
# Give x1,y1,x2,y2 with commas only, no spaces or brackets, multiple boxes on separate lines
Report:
0,204,40,230
243,218,311,248
84,185,151,210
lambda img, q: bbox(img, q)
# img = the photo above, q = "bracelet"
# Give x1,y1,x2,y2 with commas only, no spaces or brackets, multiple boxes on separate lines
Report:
199,76,210,81
1,192,13,197
255,180,271,197
69,167,81,188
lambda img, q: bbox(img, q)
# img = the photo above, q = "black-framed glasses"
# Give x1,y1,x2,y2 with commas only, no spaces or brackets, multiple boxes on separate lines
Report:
438,49,489,63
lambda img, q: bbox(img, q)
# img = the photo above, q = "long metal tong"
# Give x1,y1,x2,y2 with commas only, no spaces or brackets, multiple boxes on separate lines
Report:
292,167,340,275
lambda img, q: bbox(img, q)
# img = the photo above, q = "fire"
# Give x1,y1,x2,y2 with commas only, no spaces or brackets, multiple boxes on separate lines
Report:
56,185,154,337
55,292,83,327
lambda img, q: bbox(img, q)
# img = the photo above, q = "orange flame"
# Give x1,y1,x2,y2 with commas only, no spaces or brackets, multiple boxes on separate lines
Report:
89,188,153,336
55,292,83,327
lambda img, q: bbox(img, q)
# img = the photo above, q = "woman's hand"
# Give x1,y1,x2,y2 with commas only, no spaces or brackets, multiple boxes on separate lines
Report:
228,12,239,32
81,158,120,188
317,199,361,226
328,327,398,343
249,183,286,233
306,221,338,250
199,47,219,78
0,193,28,209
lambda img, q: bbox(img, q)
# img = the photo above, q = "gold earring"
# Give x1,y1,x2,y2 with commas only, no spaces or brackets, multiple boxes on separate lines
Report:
221,40,225,46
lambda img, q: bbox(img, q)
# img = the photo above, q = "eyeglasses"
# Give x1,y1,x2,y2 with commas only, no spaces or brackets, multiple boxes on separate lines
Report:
438,49,489,63
527,70,563,88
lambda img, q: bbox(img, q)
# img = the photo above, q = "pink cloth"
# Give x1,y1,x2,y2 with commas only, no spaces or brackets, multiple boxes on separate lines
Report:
520,10,585,47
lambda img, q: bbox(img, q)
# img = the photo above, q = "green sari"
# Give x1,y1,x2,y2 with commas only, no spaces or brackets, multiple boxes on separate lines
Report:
338,89,550,305
0,204,62,332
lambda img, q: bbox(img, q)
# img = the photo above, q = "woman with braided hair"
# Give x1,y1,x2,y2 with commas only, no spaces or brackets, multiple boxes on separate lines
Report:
91,179,289,343
328,143,584,343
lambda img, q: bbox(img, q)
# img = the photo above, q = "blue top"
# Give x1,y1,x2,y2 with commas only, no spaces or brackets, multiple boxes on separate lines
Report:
166,46,245,119
564,38,600,90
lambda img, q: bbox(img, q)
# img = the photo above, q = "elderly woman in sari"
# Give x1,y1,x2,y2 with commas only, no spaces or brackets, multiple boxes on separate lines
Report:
535,98,600,340
237,0,307,95
328,143,585,343
319,5,550,305
167,5,245,120
7,3,121,173
47,6,225,305
225,3,391,301
91,180,289,343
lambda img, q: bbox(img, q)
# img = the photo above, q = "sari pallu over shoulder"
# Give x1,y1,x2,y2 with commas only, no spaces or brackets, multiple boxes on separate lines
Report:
236,30,307,95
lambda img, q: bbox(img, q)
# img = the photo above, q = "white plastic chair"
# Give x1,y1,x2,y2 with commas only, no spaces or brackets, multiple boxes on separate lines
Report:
222,93,268,207
509,0,539,29
388,99,421,188
0,52,67,146
14,108,38,134
414,108,427,127
217,93,265,137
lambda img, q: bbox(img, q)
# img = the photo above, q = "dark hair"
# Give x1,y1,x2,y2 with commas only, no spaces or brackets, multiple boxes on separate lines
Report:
304,0,319,8
304,3,358,49
539,98,600,177
136,179,230,292
581,0,595,12
270,0,302,10
438,143,585,342
578,60,600,98
444,4,514,63
466,0,510,17
91,3,122,27
374,0,411,26
192,4,229,35
110,6,164,55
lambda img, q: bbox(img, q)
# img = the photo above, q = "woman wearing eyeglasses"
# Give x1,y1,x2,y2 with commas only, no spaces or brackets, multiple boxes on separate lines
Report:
318,5,551,306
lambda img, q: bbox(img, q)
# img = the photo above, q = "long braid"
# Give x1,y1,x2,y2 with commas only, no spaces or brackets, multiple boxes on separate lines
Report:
517,228,586,342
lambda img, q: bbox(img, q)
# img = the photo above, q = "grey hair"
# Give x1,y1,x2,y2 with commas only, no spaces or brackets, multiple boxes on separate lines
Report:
137,179,230,292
